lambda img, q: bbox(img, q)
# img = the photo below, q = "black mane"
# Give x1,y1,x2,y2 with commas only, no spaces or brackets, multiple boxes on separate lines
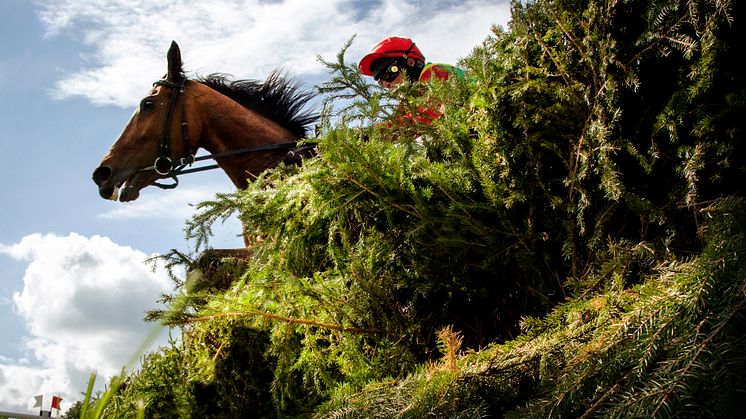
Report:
196,71,318,138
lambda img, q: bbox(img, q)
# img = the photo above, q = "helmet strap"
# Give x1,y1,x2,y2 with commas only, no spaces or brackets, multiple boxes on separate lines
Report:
402,42,416,59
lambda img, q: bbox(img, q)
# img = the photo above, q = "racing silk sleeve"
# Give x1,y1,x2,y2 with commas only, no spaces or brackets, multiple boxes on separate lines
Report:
402,63,464,124
419,63,465,83
383,63,465,128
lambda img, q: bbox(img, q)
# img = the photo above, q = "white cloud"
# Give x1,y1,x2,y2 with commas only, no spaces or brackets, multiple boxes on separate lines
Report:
0,233,173,412
34,0,511,107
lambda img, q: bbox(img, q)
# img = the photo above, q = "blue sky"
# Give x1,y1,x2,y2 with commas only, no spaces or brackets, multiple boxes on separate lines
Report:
0,0,509,412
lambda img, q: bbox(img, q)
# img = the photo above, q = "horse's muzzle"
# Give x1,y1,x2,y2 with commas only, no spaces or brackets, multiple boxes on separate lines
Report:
92,165,112,186
92,165,117,199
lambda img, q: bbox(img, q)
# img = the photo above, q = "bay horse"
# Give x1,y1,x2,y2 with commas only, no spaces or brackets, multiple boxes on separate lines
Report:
93,41,317,203
93,41,318,273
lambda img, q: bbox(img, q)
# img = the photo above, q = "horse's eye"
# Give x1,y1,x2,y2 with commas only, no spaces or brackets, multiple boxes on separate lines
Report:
141,99,155,111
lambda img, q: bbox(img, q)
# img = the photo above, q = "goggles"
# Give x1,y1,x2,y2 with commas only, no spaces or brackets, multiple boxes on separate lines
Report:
373,61,403,83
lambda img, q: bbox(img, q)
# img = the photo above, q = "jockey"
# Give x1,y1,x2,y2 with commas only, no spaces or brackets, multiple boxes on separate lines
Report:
359,36,464,87
359,36,464,125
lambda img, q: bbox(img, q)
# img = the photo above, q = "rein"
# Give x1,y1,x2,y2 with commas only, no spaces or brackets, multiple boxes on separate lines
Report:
142,77,309,190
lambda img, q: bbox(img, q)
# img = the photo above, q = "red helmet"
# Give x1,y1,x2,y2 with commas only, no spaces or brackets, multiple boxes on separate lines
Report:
359,36,426,76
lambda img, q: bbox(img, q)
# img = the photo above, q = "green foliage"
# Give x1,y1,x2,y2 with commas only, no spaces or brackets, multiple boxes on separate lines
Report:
319,199,746,418
83,0,746,416
100,340,193,418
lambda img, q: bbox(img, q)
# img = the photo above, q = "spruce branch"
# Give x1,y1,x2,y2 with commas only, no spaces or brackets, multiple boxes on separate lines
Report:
651,297,746,417
315,35,396,125
173,310,381,335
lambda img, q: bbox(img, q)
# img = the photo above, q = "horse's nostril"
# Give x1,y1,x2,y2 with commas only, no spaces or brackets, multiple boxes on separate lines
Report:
92,166,112,185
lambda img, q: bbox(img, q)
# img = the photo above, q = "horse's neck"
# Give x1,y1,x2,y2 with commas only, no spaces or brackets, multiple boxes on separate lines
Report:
197,92,300,189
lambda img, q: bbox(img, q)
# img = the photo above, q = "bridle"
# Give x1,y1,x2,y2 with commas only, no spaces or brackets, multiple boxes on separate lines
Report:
140,76,310,190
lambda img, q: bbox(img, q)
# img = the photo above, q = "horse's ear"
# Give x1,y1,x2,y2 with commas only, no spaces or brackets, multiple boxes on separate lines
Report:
166,41,183,81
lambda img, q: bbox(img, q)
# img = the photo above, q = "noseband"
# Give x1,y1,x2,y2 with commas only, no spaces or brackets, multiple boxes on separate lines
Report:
141,77,307,190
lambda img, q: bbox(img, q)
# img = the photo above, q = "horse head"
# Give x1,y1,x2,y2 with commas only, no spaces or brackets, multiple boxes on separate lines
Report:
93,41,318,203
93,41,202,202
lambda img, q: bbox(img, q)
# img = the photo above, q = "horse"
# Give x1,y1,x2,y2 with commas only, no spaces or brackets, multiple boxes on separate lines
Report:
93,40,317,202
92,41,318,275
